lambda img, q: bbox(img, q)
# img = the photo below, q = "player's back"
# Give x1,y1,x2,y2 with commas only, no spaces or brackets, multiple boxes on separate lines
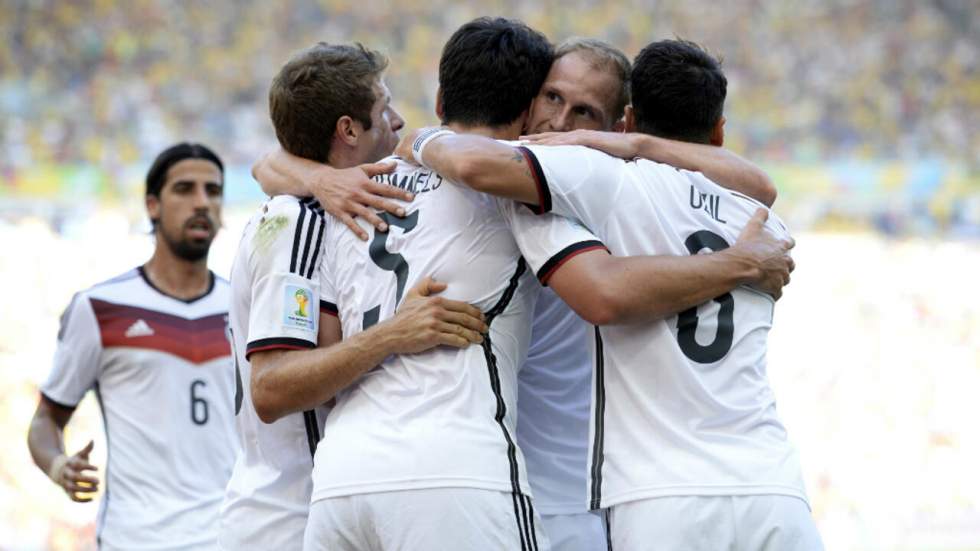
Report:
523,144,807,510
312,157,538,503
43,268,237,550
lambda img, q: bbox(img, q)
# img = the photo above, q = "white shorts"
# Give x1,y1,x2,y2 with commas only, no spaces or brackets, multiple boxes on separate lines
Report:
303,488,550,551
608,495,823,551
539,512,607,551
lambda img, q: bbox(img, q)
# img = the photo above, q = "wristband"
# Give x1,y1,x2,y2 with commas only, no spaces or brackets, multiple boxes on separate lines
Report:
48,454,69,483
412,128,455,170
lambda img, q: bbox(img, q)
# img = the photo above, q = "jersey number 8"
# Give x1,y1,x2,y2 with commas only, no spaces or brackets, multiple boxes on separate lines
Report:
676,230,735,364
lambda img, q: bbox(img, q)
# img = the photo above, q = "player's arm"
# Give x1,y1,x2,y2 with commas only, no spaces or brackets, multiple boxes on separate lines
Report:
252,147,410,240
395,129,542,206
27,293,101,502
28,398,100,502
250,278,487,423
521,130,776,206
547,209,793,325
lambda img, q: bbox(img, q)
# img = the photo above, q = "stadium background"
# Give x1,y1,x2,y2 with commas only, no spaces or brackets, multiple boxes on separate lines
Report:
1,0,977,549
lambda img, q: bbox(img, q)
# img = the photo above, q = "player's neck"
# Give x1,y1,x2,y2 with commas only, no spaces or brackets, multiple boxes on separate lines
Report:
143,245,212,301
326,148,362,170
446,122,520,141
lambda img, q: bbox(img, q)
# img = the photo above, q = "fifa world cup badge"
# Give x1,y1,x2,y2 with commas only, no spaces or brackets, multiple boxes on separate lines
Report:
283,285,315,330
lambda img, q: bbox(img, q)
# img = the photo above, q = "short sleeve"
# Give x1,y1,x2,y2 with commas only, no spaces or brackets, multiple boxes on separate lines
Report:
498,199,609,286
41,293,103,408
318,232,339,319
244,197,324,359
519,144,628,230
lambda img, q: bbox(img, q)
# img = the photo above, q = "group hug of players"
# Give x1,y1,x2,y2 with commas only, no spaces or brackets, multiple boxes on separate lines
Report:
27,16,824,551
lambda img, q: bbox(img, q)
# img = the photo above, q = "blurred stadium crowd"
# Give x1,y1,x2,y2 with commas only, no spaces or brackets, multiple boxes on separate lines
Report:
1,0,977,167
2,0,977,236
2,0,978,236
1,1,978,550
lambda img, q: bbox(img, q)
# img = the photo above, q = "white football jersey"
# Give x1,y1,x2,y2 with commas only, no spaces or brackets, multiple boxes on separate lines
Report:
41,268,237,551
517,288,593,515
498,203,606,515
311,154,597,530
221,196,330,551
521,144,809,510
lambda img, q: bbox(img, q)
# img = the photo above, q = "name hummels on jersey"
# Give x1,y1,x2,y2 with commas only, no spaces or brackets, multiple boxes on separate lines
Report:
373,167,444,196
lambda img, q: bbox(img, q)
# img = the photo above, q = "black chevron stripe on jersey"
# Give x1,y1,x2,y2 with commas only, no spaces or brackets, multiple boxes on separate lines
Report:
480,258,536,550
589,326,607,510
303,409,320,459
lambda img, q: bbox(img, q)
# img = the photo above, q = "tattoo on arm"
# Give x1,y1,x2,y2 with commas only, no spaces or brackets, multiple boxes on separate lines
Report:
510,150,532,179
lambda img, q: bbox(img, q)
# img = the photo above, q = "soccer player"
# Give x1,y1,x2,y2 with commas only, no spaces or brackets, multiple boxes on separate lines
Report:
220,43,486,551
406,39,823,550
27,143,237,550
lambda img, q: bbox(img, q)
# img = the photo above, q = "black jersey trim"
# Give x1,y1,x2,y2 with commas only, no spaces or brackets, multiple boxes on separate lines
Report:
93,383,110,547
303,409,320,459
510,492,528,551
138,266,216,304
516,146,551,215
319,300,339,317
298,204,320,277
306,214,326,279
524,493,539,550
289,198,325,279
39,392,79,411
480,258,535,550
605,508,613,550
589,325,607,510
245,337,315,359
536,240,609,285
289,200,309,274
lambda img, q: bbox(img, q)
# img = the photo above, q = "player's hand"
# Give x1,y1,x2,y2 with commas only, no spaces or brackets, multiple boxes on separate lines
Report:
51,440,100,502
310,161,411,241
387,277,488,353
730,208,795,300
395,128,423,163
520,130,640,159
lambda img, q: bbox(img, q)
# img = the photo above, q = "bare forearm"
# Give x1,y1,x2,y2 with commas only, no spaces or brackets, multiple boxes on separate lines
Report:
633,135,776,206
28,413,66,474
552,249,758,326
423,136,539,204
253,149,317,197
601,250,757,324
253,325,400,422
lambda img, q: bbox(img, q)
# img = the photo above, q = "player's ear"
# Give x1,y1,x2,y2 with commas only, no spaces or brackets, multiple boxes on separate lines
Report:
336,115,359,147
434,88,444,122
611,118,626,133
623,105,636,132
145,193,161,229
710,116,725,147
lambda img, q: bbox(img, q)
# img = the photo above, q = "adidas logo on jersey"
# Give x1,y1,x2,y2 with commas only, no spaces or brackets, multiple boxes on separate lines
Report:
125,319,155,338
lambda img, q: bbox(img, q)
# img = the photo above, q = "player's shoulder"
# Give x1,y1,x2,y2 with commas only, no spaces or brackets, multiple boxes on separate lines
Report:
525,143,630,168
78,267,142,299
61,267,142,324
212,272,231,291
244,195,325,253
261,195,324,221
